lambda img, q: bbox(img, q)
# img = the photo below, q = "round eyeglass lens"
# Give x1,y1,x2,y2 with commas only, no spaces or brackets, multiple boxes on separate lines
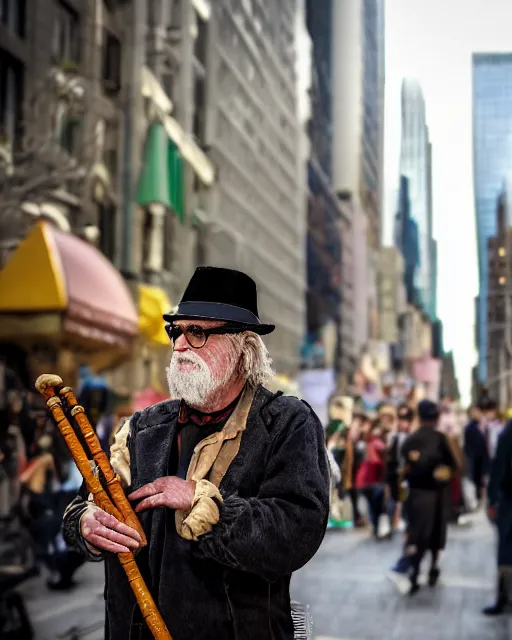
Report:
185,326,207,348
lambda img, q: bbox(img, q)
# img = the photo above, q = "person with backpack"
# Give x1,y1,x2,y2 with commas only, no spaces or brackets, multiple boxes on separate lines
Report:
388,400,459,595
399,400,460,594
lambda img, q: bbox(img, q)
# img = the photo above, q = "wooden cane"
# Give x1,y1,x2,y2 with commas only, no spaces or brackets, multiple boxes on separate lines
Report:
35,374,172,640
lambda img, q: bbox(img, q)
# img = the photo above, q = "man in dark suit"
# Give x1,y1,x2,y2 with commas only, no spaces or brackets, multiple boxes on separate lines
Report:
464,400,492,507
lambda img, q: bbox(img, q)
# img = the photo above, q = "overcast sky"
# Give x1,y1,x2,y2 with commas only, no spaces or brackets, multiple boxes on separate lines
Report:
384,0,512,404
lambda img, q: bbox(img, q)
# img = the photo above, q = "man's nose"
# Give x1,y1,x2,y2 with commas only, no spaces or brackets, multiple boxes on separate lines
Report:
173,332,189,351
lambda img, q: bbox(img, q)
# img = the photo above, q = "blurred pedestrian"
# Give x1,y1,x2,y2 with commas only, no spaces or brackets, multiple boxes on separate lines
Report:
356,419,386,539
348,413,371,527
326,396,354,514
398,400,460,595
484,418,512,615
438,401,467,525
0,394,27,517
384,404,411,538
464,400,491,507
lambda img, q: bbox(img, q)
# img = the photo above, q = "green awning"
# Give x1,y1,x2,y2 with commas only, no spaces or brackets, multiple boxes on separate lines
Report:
168,140,185,222
137,122,172,208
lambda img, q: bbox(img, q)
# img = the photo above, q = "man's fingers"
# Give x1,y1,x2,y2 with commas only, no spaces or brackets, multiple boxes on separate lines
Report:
94,510,142,542
135,493,166,512
128,483,159,500
87,533,131,554
95,523,140,549
84,523,139,549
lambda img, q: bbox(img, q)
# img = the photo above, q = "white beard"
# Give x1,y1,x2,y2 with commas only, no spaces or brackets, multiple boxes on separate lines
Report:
166,350,236,410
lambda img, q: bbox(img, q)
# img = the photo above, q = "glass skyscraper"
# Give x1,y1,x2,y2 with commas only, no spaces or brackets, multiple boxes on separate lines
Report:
303,0,343,370
395,175,420,307
362,0,385,249
473,53,512,381
399,79,432,314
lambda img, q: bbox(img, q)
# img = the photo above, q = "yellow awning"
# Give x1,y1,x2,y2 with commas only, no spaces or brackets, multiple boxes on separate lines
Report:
0,221,68,312
138,284,172,346
0,221,139,352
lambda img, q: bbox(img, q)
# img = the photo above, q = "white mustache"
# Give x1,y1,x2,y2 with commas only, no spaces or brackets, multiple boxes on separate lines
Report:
174,352,205,368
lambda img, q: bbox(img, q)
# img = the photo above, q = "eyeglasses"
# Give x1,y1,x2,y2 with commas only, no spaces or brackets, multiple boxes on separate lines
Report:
165,323,246,349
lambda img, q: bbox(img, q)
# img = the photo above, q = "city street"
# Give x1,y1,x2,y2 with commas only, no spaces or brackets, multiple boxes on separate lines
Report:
19,512,510,640
292,512,510,640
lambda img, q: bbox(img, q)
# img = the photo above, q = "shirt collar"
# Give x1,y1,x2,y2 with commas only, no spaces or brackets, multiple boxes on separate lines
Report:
178,392,242,426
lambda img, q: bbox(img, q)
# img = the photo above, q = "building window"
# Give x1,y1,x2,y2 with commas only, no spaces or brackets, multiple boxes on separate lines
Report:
162,211,173,272
98,202,116,262
52,1,81,65
102,30,121,94
193,12,208,66
142,209,152,272
162,72,174,102
192,75,206,143
59,116,81,155
103,118,119,185
0,50,23,151
0,0,25,37
195,224,206,267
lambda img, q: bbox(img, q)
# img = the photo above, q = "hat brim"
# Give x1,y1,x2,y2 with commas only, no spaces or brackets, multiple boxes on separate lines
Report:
163,301,275,335
162,313,275,336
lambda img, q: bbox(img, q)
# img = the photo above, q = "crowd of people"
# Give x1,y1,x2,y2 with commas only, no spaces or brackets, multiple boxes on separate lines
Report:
0,382,120,593
325,391,510,609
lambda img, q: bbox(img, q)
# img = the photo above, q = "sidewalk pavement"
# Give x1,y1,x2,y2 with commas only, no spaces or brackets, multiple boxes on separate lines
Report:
18,511,511,640
291,510,511,640
20,562,104,640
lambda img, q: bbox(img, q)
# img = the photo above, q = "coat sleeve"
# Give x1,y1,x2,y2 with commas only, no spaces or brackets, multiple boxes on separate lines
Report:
61,414,138,560
62,481,105,561
192,402,330,582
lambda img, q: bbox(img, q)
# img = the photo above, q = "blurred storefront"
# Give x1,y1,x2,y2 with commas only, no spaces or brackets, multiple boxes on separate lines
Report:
0,221,139,395
102,282,173,411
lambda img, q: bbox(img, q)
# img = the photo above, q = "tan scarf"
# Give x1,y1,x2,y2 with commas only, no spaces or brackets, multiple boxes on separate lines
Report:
175,385,256,540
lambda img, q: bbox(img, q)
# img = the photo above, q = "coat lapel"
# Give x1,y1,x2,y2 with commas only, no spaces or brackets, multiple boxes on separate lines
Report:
131,402,179,490
130,401,179,589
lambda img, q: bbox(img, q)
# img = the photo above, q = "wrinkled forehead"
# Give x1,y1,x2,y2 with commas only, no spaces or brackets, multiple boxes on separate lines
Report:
174,320,227,329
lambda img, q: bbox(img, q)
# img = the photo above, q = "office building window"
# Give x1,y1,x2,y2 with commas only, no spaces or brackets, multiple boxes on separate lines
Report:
192,75,206,143
59,116,81,156
163,211,173,272
195,224,206,267
142,209,152,272
52,1,81,65
102,29,121,94
0,0,25,37
193,12,208,66
0,50,23,151
103,119,119,186
98,202,116,262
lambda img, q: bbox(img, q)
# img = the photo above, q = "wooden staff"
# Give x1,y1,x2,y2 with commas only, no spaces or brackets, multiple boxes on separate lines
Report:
35,374,172,640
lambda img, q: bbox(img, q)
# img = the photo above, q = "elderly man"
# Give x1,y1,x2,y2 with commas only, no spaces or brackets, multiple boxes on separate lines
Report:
62,267,330,640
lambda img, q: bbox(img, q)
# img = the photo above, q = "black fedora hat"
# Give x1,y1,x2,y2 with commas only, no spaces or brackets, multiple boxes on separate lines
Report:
163,266,275,335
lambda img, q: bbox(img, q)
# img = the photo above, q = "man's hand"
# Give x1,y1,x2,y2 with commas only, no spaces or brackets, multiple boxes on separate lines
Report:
81,506,142,554
487,505,497,522
128,476,196,513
